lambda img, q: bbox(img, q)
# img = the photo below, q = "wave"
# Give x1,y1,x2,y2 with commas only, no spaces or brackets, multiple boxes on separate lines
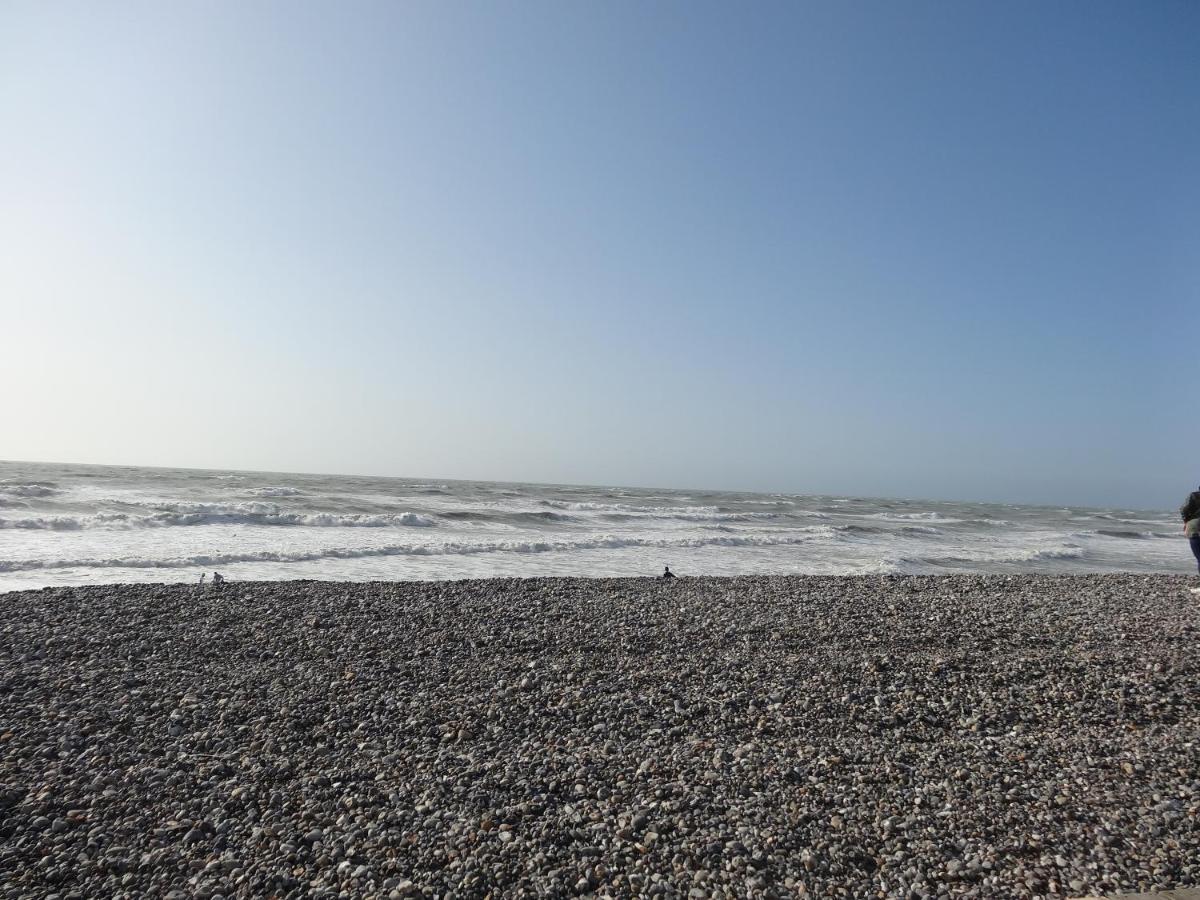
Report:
436,509,578,525
598,510,782,524
0,516,99,531
0,482,58,498
865,512,962,523
892,545,1084,567
835,524,884,535
611,494,683,501
511,510,575,523
835,523,940,536
1092,529,1175,541
137,500,282,515
538,499,784,524
127,501,441,527
550,507,790,527
0,531,830,573
0,511,437,530
540,500,722,515
247,486,305,498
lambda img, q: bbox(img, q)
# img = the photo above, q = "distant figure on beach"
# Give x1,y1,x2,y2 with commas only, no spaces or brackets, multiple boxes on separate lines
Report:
662,566,676,579
212,571,225,586
1181,486,1200,574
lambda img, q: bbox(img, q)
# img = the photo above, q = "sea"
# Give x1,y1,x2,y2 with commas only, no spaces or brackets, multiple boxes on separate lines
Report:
0,460,1191,592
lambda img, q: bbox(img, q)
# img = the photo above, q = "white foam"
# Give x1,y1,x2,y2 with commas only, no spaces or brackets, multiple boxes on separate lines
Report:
2,462,1190,586
0,515,97,531
542,500,722,514
138,500,283,516
611,510,782,523
0,482,58,497
540,500,782,523
889,545,1084,568
247,486,305,497
0,511,437,530
865,511,962,523
0,530,830,573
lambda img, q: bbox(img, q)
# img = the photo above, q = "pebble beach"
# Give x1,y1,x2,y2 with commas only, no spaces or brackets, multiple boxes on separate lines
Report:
1,575,1198,899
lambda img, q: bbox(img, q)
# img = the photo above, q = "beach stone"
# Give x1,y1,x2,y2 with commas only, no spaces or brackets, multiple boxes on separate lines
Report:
1,575,1198,899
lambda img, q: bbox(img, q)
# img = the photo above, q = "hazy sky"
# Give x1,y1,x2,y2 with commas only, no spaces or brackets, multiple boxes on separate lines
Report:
3,1,1197,508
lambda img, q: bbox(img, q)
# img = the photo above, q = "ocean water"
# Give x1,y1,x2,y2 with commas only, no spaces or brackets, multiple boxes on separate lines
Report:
0,461,1191,592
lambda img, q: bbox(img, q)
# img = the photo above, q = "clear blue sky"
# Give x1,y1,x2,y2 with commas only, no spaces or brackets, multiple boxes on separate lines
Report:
2,1,1197,508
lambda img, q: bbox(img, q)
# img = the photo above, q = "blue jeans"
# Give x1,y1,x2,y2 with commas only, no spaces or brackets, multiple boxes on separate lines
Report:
1191,535,1200,574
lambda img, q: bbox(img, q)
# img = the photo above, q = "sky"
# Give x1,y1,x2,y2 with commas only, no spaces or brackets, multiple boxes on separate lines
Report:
2,1,1197,508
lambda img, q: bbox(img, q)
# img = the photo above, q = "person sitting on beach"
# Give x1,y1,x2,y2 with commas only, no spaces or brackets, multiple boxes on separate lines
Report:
212,571,225,586
1181,486,1200,574
662,566,676,579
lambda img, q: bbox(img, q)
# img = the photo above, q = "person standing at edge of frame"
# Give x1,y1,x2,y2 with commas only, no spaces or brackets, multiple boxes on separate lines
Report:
1180,484,1200,578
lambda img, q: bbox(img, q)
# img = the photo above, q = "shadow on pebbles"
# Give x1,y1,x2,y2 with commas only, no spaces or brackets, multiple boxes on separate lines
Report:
1,575,1199,899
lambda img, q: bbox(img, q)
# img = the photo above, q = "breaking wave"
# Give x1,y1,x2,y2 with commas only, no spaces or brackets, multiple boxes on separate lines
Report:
511,511,576,523
598,510,782,524
0,531,829,573
539,500,782,524
835,524,884,535
0,511,436,530
247,486,305,497
891,546,1084,568
1092,529,1174,540
866,512,963,523
436,509,578,525
0,482,59,498
2,462,1188,585
541,500,722,515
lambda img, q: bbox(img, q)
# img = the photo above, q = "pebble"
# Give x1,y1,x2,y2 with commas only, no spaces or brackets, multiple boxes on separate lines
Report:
1,574,1198,898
